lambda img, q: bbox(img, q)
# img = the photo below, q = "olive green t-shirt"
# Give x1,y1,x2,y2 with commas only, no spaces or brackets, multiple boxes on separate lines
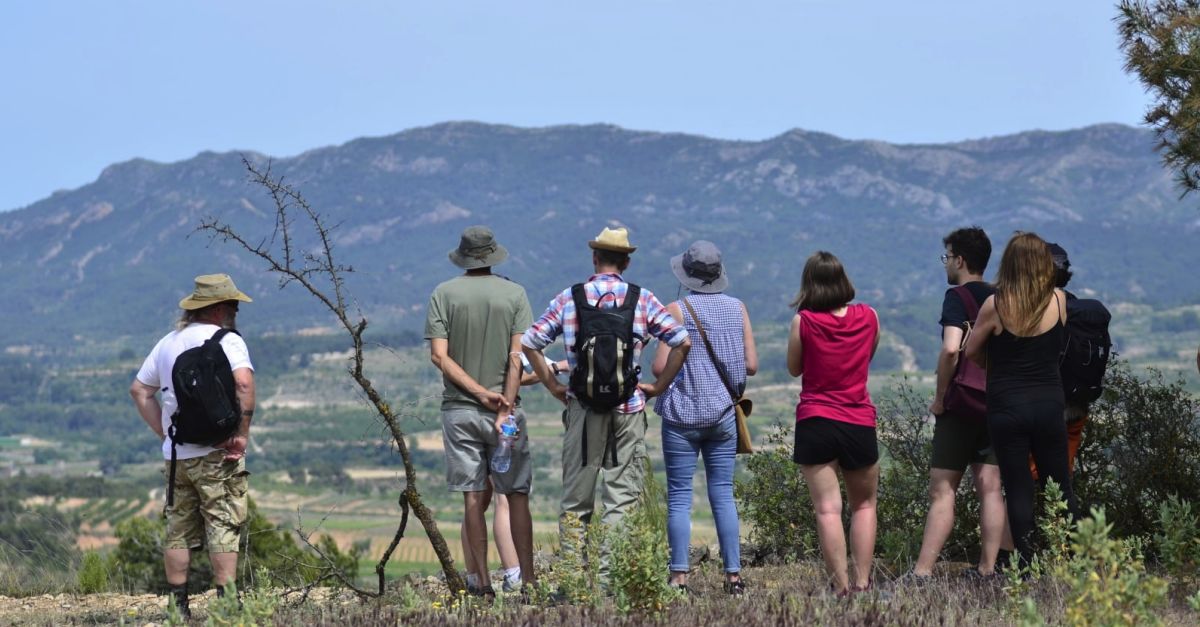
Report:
424,274,533,410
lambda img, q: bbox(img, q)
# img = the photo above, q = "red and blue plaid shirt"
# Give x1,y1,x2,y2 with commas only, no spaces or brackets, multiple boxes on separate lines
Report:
522,273,688,414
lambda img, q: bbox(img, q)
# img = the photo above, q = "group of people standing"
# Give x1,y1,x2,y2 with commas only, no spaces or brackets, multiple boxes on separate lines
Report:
129,221,1099,616
424,222,1094,599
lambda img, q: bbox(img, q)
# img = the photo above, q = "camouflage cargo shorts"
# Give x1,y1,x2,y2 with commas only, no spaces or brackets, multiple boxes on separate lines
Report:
162,451,250,553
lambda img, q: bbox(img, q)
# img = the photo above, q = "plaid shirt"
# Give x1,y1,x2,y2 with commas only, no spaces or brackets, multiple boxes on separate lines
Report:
522,273,688,414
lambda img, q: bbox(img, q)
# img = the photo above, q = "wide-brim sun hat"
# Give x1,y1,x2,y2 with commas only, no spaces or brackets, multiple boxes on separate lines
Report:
448,225,509,269
671,240,729,294
179,274,253,310
588,226,637,254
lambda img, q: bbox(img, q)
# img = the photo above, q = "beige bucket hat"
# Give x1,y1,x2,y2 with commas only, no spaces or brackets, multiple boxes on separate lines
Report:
588,226,637,254
178,274,253,310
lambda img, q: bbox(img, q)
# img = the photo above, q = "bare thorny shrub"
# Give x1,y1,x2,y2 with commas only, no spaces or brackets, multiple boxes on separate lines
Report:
197,158,464,595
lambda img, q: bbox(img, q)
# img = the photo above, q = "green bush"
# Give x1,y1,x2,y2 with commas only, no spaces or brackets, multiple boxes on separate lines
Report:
875,378,982,569
610,461,677,615
1153,494,1200,583
1074,361,1200,544
77,550,110,594
542,513,604,606
109,499,362,593
1057,507,1168,627
735,422,817,563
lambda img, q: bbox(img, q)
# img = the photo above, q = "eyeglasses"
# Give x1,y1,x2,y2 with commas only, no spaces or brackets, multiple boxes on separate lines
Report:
939,253,959,264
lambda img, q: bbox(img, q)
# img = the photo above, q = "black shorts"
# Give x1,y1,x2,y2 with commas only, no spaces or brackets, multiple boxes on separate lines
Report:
793,417,879,470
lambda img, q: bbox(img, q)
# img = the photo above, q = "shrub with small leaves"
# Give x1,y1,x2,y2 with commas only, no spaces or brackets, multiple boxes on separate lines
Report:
1055,507,1168,627
1152,494,1200,583
77,550,109,594
205,581,278,626
541,512,604,606
609,461,677,615
735,422,817,563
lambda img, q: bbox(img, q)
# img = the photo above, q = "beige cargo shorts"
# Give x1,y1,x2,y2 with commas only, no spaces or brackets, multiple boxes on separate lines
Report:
162,450,250,553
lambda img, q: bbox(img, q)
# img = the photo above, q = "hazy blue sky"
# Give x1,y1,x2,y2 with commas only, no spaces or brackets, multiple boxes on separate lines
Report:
1,1,1148,212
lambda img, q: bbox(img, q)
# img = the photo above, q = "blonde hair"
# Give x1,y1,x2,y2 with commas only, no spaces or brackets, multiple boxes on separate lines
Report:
994,232,1056,335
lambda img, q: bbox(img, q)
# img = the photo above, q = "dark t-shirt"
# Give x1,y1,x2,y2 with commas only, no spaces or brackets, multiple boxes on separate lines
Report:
939,281,995,329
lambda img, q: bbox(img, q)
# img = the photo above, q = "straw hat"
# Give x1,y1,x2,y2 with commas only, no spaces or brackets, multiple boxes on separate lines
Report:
671,240,729,293
448,225,509,269
179,274,253,310
588,226,637,254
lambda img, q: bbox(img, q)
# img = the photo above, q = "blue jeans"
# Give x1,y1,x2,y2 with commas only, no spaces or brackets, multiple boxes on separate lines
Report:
662,417,740,573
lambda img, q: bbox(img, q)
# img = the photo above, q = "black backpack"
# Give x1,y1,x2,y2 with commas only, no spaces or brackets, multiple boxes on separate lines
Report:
1059,296,1112,406
568,283,642,467
165,328,242,504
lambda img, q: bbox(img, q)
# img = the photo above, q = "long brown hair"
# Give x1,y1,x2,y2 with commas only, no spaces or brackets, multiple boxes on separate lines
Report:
994,232,1056,335
791,251,855,312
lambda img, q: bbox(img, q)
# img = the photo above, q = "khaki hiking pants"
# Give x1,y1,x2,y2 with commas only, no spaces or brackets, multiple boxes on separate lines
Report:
559,399,648,579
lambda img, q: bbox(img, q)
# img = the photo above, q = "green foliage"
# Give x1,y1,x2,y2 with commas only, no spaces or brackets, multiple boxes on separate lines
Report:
1055,507,1169,627
77,550,110,594
543,513,604,606
734,422,817,563
875,378,982,569
1153,494,1200,582
609,460,677,615
1073,361,1200,544
1118,0,1200,195
109,500,362,593
205,580,278,627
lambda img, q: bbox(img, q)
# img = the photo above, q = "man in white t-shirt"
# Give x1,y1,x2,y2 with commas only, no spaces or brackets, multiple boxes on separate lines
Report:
129,274,255,618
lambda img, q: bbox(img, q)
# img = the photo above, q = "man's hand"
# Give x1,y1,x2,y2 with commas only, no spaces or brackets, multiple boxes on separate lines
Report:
478,390,508,412
220,435,248,461
929,399,944,417
548,381,569,406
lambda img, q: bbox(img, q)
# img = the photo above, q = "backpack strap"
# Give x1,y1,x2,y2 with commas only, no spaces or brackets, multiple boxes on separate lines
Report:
952,285,981,323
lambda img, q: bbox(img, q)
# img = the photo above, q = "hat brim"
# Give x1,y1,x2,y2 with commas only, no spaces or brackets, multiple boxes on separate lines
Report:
179,291,253,311
449,243,508,269
670,253,728,294
588,240,637,254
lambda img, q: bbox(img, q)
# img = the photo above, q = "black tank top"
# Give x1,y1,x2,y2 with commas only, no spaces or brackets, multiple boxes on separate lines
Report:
986,295,1065,409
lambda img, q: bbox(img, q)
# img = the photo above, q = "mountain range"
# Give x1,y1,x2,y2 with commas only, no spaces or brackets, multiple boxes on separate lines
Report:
1,121,1195,362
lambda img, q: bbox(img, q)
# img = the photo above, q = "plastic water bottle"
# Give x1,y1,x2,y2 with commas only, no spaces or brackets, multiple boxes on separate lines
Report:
490,415,519,473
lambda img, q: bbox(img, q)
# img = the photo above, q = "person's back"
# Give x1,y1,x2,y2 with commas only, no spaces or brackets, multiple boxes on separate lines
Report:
656,292,746,427
428,274,531,409
987,293,1065,406
796,304,877,426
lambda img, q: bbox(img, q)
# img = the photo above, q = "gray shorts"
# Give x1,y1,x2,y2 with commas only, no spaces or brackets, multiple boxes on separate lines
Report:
442,406,532,494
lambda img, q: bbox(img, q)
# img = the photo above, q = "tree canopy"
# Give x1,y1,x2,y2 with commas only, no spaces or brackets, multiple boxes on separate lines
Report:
1118,1,1200,195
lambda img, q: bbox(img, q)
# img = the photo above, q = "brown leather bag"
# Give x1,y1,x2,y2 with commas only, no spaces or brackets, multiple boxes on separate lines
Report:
682,299,754,454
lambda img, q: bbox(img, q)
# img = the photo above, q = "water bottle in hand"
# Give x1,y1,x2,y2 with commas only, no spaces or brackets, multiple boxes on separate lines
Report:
490,414,519,474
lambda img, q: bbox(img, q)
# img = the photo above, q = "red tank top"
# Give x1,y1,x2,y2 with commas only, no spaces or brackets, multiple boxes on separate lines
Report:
795,303,878,427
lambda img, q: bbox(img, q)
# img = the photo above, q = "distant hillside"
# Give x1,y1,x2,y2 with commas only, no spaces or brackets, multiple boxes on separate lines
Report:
1,122,1195,358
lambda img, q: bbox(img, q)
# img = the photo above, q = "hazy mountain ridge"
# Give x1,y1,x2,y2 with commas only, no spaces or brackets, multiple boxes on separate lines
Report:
0,121,1195,350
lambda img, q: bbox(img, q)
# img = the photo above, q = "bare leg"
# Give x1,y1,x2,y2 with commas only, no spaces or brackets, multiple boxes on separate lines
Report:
493,493,519,571
801,462,849,593
463,491,491,585
973,463,1008,574
913,468,964,576
505,492,537,585
210,552,238,587
843,463,879,589
164,548,190,586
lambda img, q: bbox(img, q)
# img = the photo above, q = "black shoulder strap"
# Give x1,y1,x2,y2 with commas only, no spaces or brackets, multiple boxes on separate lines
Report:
620,284,641,312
